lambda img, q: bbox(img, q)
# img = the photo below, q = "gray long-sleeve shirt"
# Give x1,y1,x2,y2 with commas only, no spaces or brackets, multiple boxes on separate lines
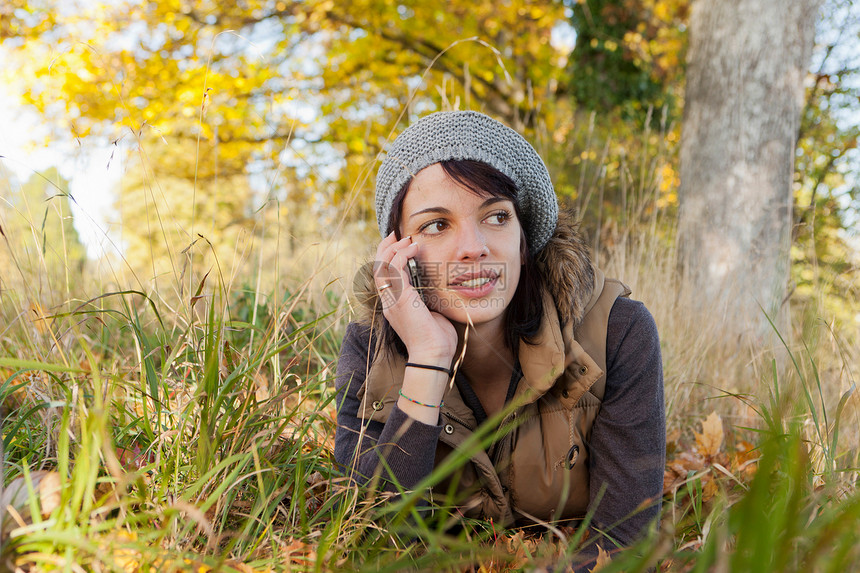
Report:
334,296,665,565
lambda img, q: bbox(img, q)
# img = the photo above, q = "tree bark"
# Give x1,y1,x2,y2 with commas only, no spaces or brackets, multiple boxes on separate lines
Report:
677,0,821,342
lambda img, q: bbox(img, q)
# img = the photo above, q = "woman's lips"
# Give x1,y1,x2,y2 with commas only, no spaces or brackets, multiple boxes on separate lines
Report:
447,274,500,298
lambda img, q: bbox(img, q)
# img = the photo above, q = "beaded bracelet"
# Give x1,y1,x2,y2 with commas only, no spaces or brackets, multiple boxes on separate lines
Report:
399,389,443,409
405,362,453,377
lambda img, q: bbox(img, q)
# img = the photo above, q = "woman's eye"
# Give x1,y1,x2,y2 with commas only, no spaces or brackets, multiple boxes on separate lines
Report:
419,220,447,235
486,210,511,225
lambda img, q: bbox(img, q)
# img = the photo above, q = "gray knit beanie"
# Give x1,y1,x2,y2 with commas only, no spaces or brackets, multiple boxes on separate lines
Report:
375,110,558,253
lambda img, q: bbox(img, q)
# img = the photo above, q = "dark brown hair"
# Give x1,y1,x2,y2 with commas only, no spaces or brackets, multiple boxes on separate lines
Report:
382,159,544,356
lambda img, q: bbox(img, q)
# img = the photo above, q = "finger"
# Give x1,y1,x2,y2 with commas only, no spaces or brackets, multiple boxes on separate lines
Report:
373,258,403,308
375,233,411,257
378,245,420,309
377,279,399,308
381,231,398,246
378,260,405,304
374,236,414,280
374,232,398,262
389,243,419,276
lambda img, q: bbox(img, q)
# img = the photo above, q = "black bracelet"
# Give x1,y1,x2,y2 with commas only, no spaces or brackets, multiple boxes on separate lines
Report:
405,362,453,377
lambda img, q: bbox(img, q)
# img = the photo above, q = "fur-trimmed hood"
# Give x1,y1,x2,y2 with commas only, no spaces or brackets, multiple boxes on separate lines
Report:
535,208,595,328
353,208,596,328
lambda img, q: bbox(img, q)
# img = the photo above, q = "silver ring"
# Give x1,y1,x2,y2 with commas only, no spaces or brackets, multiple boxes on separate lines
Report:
378,283,393,291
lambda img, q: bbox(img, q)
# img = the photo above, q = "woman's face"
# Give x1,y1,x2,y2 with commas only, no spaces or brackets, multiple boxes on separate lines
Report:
398,163,523,331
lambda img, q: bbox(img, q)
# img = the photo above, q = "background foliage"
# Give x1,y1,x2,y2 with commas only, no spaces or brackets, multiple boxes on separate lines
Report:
3,0,857,285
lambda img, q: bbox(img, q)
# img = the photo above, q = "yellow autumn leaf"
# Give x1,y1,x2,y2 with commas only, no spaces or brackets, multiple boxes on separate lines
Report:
694,411,724,458
590,545,612,572
108,531,140,573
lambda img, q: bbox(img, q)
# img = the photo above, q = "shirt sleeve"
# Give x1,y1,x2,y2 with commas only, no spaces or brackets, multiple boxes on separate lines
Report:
584,296,665,556
333,322,443,491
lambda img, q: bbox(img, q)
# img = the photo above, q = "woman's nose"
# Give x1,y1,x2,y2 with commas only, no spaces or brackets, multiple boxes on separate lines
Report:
455,224,489,260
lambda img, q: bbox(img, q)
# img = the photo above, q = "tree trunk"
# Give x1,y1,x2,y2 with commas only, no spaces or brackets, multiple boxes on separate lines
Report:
677,0,821,343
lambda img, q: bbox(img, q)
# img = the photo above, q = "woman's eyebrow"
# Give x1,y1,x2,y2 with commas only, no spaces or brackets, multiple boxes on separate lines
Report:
409,206,452,219
408,197,511,219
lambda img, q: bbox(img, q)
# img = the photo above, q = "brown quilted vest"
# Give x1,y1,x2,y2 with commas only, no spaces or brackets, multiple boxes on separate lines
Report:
357,268,630,525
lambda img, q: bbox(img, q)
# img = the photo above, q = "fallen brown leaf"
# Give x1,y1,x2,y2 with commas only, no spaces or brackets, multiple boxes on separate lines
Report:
1,470,61,536
280,537,316,567
694,411,724,459
38,471,61,516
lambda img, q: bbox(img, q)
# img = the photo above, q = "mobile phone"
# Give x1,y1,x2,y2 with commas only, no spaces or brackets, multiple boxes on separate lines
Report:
406,258,426,304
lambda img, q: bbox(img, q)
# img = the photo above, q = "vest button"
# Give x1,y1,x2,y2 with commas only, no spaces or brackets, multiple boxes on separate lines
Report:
444,424,454,435
578,365,588,376
371,400,383,411
562,389,569,399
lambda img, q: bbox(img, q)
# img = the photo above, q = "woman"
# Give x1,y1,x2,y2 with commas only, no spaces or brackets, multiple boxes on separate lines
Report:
334,111,664,558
